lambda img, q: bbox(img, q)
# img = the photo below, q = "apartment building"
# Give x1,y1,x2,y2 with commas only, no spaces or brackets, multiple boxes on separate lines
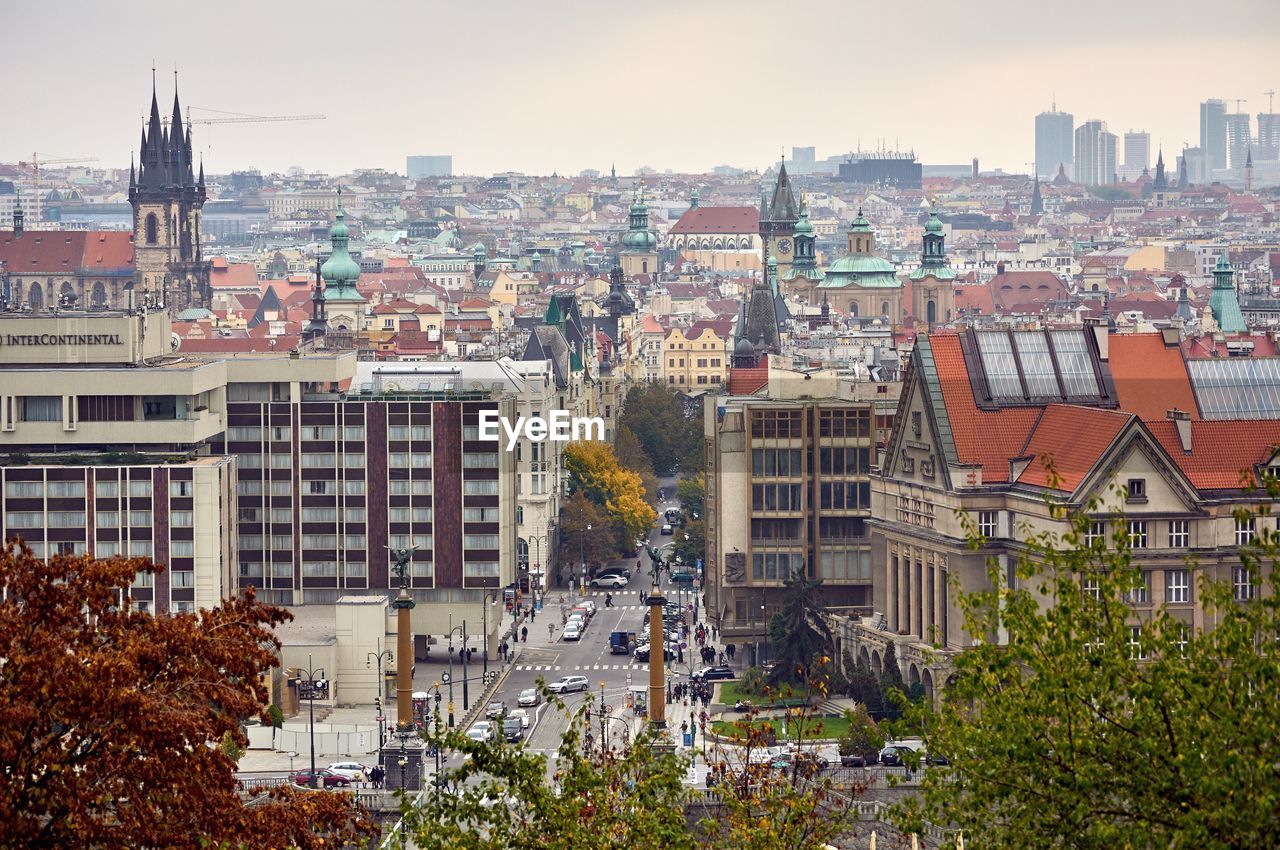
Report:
662,321,731,391
836,327,1280,699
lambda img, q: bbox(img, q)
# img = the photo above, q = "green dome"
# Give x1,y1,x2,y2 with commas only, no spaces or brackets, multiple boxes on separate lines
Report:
622,228,656,251
819,253,900,290
925,210,943,234
825,254,895,275
849,208,872,233
471,241,487,257
795,205,814,236
320,201,362,297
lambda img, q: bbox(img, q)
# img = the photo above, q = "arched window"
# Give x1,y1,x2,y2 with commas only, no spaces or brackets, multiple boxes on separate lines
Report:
145,213,158,244
91,282,107,308
881,301,889,317
27,282,43,310
849,301,859,317
927,300,937,325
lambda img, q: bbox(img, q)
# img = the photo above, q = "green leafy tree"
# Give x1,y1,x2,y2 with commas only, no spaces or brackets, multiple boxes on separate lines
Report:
618,383,702,476
766,569,834,686
894,488,1280,849
558,491,616,570
837,704,884,762
677,473,706,519
615,424,660,502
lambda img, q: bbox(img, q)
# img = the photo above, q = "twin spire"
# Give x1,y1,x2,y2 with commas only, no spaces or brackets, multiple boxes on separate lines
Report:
132,72,203,198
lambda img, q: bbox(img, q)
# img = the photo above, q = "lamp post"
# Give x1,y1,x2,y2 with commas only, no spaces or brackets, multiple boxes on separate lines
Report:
431,684,443,789
529,530,549,610
397,733,409,849
366,640,394,748
481,590,499,678
599,681,607,755
445,623,464,726
299,655,328,789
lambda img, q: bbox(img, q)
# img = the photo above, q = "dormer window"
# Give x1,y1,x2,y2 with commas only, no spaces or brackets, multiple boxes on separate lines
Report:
1127,478,1147,503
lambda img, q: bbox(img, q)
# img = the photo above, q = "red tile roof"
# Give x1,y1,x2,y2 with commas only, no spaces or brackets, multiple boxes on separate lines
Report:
1147,420,1280,490
670,206,760,235
988,271,1069,311
727,366,768,395
0,230,134,273
1016,405,1133,491
930,334,1042,484
1108,333,1200,421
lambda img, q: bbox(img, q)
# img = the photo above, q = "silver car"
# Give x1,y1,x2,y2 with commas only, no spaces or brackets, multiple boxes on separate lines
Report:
517,688,541,707
547,675,589,693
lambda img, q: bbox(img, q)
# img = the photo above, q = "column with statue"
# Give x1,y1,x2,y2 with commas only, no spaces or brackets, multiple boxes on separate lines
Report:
381,546,425,791
644,544,668,730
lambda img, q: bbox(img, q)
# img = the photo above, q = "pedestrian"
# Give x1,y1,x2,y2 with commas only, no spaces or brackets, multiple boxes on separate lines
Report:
726,643,736,662
640,590,647,606
370,765,384,788
605,592,613,608
521,625,528,643
530,608,535,622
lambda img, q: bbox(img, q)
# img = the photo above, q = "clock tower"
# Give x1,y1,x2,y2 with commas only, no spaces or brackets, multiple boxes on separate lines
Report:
759,160,798,279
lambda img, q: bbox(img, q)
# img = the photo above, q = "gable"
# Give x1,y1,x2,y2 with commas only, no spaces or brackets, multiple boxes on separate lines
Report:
1074,426,1201,513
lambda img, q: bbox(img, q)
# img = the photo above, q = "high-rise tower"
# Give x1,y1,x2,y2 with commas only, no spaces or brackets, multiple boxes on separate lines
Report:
1034,105,1074,178
129,75,209,312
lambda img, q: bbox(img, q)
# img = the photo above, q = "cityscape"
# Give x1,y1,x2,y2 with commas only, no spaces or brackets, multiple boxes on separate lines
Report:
2,3,1279,849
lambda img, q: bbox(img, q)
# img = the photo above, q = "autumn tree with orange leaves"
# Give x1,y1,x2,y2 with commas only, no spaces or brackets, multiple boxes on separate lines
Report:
0,541,375,849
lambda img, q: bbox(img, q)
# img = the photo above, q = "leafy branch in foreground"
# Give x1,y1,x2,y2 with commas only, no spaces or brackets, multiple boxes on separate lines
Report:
893,479,1280,849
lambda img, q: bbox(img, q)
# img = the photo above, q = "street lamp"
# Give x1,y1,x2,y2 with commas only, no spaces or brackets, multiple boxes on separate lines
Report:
431,683,444,790
298,655,328,788
446,621,470,716
366,640,394,748
577,523,592,600
481,590,499,678
529,530,549,610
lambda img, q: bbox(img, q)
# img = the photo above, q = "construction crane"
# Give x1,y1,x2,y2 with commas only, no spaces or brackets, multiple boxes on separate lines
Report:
1231,98,1248,113
16,154,100,224
163,107,326,127
1265,90,1276,114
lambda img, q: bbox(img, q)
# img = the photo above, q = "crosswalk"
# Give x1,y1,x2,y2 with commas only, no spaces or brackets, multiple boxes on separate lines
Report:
514,663,650,672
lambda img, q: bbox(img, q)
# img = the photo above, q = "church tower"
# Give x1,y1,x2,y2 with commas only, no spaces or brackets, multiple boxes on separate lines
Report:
619,186,658,278
759,160,798,279
129,74,209,312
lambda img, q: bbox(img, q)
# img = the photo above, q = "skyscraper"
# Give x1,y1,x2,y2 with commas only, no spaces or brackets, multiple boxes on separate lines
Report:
1122,131,1150,181
1200,99,1227,171
1224,112,1253,169
1258,111,1280,161
1074,120,1116,186
406,155,453,178
1035,106,1074,178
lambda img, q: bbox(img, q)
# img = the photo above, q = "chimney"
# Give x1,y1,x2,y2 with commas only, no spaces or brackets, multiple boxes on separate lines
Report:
1167,409,1192,453
1085,317,1109,360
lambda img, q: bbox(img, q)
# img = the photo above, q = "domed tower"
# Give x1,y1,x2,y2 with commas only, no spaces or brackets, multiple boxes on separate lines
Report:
909,207,956,328
620,186,658,278
320,190,366,334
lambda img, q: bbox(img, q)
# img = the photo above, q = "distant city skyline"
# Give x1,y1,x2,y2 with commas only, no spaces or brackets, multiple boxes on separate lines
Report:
2,0,1277,177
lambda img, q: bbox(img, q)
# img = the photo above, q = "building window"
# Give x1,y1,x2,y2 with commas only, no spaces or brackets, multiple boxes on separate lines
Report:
1082,574,1102,601
1235,516,1256,546
389,426,410,441
171,511,193,527
977,511,998,539
1233,566,1256,602
48,481,85,498
128,540,153,559
95,480,119,499
1175,624,1190,656
171,540,195,557
21,396,61,422
464,534,499,549
463,480,499,496
1084,520,1105,546
465,561,500,578
1166,569,1190,604
1126,478,1146,502
1124,571,1150,604
1127,520,1148,549
1128,626,1146,660
1168,520,1188,549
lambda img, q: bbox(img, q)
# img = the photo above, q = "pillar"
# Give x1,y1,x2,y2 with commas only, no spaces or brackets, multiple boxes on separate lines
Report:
382,583,425,791
647,590,667,730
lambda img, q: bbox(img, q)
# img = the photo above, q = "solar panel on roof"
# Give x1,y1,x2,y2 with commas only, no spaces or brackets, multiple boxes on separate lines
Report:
1050,330,1101,397
1189,358,1280,419
1014,332,1060,397
976,332,1023,398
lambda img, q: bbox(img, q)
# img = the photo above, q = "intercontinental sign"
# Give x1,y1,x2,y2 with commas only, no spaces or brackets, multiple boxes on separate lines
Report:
2,333,125,346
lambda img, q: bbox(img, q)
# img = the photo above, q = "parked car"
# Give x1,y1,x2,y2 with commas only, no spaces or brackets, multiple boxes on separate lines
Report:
293,768,351,789
670,569,695,583
326,761,368,782
660,524,674,535
467,720,494,743
596,566,631,580
633,644,676,663
507,707,531,729
517,688,541,707
840,752,871,768
548,675,590,694
562,622,582,641
590,573,628,588
690,665,735,681
771,751,829,775
878,746,905,767
502,717,524,743
924,751,950,766
580,600,598,616
664,508,681,523
485,700,506,719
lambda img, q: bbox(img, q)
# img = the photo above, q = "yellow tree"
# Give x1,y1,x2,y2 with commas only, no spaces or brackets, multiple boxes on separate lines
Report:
565,442,656,550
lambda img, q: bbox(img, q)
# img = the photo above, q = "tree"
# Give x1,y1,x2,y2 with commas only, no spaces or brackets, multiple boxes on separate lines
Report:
407,689,696,850
614,424,660,502
766,569,834,686
564,441,656,551
894,491,1280,849
0,542,374,849
673,516,705,569
676,473,706,520
878,643,905,722
837,705,885,763
618,383,702,477
558,491,615,570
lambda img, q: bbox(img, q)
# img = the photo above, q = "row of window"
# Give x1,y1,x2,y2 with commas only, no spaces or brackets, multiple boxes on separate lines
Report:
752,448,802,478
229,424,438,444
752,551,804,581
752,483,803,512
4,480,190,499
1082,567,1258,604
667,374,722,385
667,357,722,368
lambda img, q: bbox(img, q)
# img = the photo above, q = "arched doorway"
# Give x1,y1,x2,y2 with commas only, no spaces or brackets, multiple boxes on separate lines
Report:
27,282,43,310
858,646,871,670
848,301,859,317
60,282,76,306
870,649,882,676
90,281,107,308
881,301,889,317
922,668,935,702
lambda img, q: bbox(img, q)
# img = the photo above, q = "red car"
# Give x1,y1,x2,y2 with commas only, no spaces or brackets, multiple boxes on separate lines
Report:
292,768,352,789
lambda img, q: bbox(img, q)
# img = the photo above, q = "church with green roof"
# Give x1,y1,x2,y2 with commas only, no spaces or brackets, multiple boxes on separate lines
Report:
807,208,903,323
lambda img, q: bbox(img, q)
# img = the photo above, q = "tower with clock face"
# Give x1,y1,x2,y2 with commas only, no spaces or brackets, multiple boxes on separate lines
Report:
759,160,799,280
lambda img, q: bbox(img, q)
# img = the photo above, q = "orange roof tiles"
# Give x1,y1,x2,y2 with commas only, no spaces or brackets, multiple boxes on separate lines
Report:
1108,334,1200,422
0,230,134,272
930,334,1041,484
727,367,768,395
1147,420,1280,490
1016,405,1133,491
670,206,760,235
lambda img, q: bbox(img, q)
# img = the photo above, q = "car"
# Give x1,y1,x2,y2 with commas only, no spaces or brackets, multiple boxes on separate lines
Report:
485,700,506,719
690,665,735,681
502,717,524,743
878,746,905,767
467,720,494,742
293,768,352,788
580,600,597,615
771,751,829,775
924,751,950,766
670,569,695,583
589,573,628,588
660,523,674,535
840,752,871,768
633,644,676,663
507,707,531,729
596,566,631,580
562,622,582,641
517,688,541,707
547,675,589,693
664,508,681,522
326,761,368,782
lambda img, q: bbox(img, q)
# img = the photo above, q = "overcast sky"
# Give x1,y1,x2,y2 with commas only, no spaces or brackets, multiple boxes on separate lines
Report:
3,0,1277,178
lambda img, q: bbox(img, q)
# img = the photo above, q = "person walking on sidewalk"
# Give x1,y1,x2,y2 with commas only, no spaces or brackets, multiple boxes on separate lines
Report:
521,625,528,643
605,592,613,608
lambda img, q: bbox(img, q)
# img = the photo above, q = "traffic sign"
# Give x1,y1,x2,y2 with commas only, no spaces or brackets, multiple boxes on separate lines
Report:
603,704,613,714
440,673,451,684
376,716,385,722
